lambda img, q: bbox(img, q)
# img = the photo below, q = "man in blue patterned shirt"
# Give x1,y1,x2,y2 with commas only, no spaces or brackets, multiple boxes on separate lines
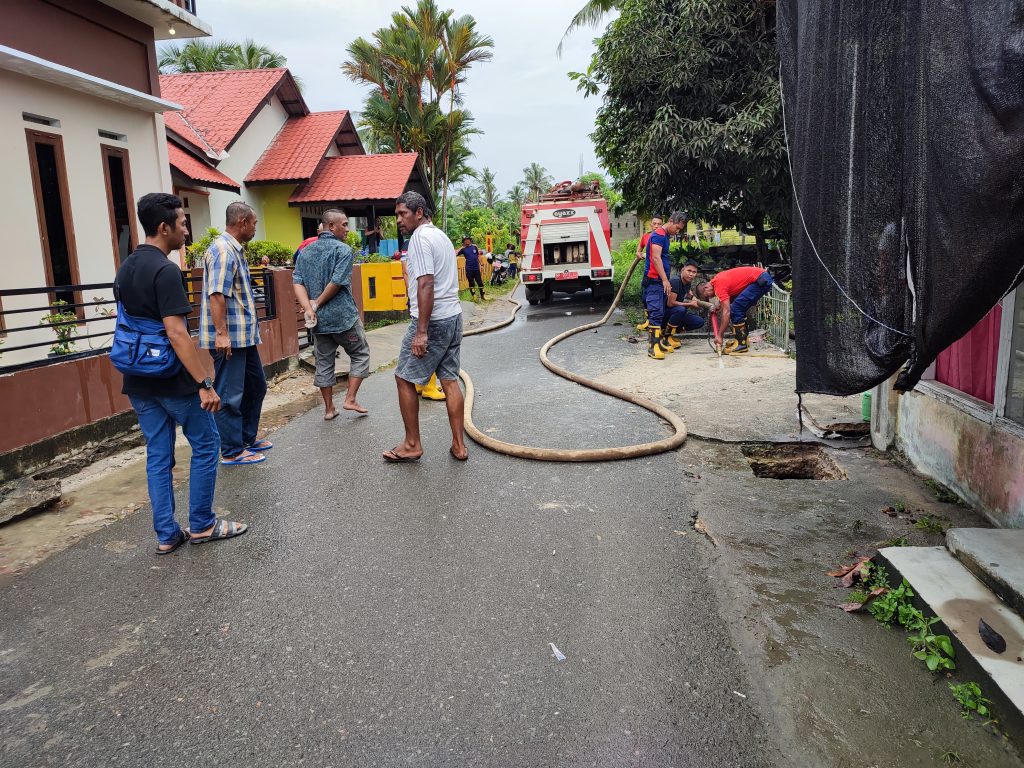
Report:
201,202,270,466
292,209,370,420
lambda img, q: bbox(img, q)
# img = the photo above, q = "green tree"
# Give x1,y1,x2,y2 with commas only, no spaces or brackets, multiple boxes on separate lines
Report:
158,39,289,74
557,0,618,56
522,163,554,202
342,1,494,227
453,184,484,211
478,167,499,208
585,0,788,259
578,171,623,212
506,183,527,207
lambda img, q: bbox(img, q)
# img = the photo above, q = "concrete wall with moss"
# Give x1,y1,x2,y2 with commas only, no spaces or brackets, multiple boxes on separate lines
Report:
872,378,1024,528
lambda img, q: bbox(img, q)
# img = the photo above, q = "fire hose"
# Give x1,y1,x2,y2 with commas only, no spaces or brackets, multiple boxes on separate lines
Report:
457,258,688,462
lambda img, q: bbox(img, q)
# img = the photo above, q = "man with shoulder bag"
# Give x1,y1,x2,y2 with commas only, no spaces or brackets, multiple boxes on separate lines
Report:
113,193,248,554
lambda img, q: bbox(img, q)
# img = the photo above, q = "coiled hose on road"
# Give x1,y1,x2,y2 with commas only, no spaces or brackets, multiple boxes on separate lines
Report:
458,259,688,462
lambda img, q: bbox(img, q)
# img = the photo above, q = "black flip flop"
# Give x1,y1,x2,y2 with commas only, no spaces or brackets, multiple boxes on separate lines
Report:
155,529,189,555
383,447,422,463
189,518,248,545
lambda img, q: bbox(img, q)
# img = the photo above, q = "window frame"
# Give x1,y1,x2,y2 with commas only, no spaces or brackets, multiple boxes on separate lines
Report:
25,128,83,318
100,143,137,269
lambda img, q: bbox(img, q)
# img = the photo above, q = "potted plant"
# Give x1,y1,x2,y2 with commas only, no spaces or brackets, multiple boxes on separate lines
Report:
39,300,79,356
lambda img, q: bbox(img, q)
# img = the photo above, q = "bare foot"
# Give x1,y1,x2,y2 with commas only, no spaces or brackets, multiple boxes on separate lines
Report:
449,444,468,461
343,401,368,415
324,410,338,421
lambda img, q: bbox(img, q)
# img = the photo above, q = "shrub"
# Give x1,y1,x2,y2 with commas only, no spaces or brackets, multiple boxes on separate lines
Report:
246,239,293,266
185,227,220,269
39,300,79,355
345,231,363,251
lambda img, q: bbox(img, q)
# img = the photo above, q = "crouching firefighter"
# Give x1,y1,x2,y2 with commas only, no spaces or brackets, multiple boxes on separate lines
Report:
642,211,689,359
694,266,773,354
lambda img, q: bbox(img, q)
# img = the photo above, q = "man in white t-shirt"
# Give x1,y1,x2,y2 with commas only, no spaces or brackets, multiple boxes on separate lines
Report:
384,192,468,463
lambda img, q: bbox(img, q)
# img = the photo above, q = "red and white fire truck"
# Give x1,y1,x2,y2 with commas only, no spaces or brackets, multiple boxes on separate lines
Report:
519,180,614,305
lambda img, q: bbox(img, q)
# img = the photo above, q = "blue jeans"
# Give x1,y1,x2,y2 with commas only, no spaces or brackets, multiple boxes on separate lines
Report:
667,307,706,331
212,345,267,458
129,394,219,544
730,271,773,324
643,283,668,326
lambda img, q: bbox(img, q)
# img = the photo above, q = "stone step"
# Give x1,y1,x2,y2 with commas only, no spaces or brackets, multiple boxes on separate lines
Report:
877,546,1024,740
946,528,1024,620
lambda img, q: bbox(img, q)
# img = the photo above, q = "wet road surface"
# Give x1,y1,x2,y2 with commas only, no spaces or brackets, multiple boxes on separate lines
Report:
0,289,775,767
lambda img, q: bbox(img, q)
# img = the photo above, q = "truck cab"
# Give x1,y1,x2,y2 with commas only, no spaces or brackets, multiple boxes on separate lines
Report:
519,181,614,305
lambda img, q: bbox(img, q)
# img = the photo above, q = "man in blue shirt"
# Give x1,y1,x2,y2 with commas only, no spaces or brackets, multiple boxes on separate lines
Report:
456,235,485,301
293,209,371,420
643,210,688,360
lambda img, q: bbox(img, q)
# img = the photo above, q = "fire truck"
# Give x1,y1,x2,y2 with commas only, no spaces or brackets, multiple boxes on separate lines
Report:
519,180,615,305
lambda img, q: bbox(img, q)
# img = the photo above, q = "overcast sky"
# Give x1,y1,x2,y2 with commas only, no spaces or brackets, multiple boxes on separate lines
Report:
170,0,608,195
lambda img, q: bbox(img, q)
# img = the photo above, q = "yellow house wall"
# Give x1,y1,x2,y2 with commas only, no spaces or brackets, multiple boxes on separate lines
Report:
251,185,302,248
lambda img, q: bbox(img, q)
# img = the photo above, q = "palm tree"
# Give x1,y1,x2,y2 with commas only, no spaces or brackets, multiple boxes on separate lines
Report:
158,40,236,73
454,185,483,211
523,163,554,202
158,39,291,75
230,39,287,69
506,183,527,207
479,167,498,208
343,1,493,227
557,0,618,56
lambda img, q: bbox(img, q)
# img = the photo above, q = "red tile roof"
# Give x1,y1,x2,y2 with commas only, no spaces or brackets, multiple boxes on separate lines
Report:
246,111,348,183
159,69,290,154
289,154,421,203
167,142,241,192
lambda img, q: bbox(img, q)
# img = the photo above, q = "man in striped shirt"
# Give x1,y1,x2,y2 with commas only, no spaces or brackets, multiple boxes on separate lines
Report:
200,202,270,466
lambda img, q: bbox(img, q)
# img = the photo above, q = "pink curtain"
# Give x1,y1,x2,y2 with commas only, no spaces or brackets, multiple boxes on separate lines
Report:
935,304,1002,403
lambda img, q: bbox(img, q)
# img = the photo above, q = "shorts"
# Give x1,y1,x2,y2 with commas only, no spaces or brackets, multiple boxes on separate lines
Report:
313,322,371,387
466,271,484,289
395,314,463,385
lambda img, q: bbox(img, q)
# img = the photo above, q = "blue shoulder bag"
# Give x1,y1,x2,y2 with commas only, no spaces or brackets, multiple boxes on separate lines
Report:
110,302,182,378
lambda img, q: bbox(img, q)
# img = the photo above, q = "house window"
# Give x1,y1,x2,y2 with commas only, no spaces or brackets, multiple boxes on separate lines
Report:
1005,290,1024,426
101,145,136,268
934,304,1002,404
26,129,81,315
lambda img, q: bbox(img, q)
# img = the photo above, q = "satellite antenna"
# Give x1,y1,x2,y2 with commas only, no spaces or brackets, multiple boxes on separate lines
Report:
578,154,584,179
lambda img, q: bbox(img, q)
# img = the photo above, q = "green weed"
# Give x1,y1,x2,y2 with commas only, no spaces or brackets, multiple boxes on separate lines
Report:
949,682,992,720
908,617,956,672
914,515,949,535
926,479,963,505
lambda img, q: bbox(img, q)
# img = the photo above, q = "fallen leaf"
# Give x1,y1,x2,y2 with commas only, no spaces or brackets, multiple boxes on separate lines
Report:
881,506,898,517
979,618,1007,654
840,602,865,612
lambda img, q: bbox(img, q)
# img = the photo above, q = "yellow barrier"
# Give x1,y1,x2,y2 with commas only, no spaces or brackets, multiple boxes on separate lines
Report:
359,261,408,312
457,255,493,290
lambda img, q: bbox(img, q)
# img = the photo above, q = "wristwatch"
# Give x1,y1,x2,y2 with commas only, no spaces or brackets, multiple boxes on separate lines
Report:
200,377,214,390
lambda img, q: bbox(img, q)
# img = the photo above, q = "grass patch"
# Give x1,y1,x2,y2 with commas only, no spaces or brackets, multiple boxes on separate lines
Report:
612,238,644,309
459,276,520,304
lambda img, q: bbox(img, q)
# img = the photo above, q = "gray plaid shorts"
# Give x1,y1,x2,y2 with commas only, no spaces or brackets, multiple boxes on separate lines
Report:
394,314,463,385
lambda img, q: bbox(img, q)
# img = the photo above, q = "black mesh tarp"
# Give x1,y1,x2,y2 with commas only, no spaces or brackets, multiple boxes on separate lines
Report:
778,1,1024,395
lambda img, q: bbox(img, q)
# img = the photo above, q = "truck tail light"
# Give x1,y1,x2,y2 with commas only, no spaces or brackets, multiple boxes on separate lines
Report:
591,269,612,278
522,273,542,283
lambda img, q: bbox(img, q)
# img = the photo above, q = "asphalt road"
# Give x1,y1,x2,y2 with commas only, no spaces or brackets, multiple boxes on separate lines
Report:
0,289,775,768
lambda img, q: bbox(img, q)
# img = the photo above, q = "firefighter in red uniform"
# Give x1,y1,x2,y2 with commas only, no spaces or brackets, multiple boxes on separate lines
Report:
634,216,663,332
695,265,774,354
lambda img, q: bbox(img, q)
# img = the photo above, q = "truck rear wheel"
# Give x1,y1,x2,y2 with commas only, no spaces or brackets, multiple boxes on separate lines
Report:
526,286,544,305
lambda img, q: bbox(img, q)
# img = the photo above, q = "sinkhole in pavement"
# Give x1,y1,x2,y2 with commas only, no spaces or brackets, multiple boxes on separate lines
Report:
741,443,848,480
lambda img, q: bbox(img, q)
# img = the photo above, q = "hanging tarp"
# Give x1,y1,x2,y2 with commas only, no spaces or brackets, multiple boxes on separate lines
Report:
778,1,1024,395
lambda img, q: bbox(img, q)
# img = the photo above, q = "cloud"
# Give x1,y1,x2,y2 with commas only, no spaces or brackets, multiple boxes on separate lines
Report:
172,0,609,193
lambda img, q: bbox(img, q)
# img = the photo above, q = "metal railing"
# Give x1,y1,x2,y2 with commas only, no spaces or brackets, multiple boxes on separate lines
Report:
0,269,275,374
756,282,792,353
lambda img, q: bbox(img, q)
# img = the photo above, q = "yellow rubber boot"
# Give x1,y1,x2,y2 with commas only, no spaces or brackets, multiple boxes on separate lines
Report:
419,373,446,400
636,311,650,332
656,328,675,353
648,329,666,359
664,325,682,350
